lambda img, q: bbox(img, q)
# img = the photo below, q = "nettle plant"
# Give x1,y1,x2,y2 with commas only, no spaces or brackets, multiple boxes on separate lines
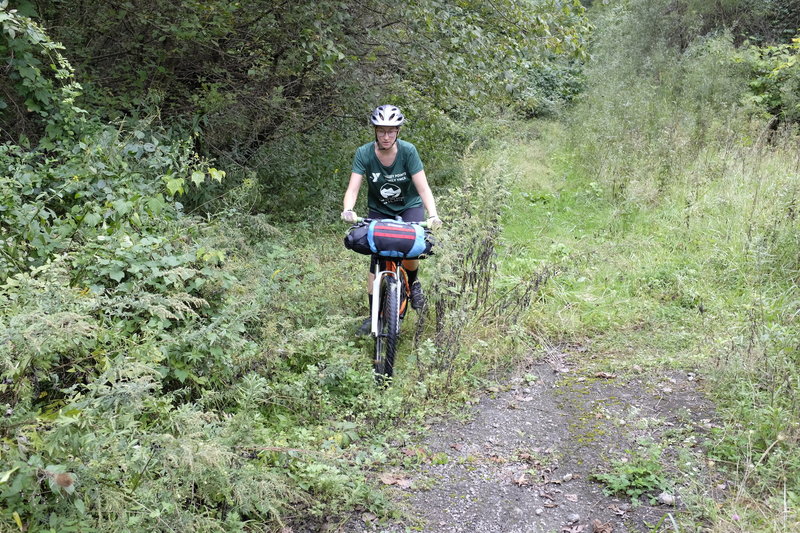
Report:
1,4,227,282
0,1,83,145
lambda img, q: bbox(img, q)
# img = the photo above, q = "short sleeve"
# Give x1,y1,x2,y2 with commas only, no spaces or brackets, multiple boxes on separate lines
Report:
406,143,424,175
352,145,367,175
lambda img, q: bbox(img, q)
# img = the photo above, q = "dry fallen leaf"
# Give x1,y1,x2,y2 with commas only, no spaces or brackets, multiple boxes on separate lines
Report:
514,472,529,486
595,372,617,379
591,519,613,533
561,525,586,533
450,443,463,451
401,447,426,458
55,473,74,489
565,493,579,502
608,504,627,516
379,472,413,489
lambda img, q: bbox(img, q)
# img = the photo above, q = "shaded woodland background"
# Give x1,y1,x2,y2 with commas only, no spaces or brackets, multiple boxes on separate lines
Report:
2,0,800,531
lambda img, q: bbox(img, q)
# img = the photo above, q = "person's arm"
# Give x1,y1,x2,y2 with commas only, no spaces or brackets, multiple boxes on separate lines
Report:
411,170,442,229
411,170,438,217
341,172,363,222
343,172,363,211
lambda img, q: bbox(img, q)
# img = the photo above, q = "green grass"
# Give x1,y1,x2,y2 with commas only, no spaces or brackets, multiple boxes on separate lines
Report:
498,123,706,364
491,117,800,530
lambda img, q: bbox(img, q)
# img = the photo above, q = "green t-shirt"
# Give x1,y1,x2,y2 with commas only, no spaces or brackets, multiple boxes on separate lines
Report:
351,139,424,216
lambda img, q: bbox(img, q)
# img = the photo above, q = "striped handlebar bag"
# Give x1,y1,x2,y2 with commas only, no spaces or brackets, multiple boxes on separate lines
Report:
344,220,434,258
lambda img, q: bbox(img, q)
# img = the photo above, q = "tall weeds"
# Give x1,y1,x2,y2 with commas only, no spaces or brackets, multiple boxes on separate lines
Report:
411,140,514,391
564,1,800,528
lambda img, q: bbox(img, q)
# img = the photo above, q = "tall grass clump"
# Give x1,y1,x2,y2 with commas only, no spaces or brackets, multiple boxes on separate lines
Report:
407,126,522,395
562,1,800,529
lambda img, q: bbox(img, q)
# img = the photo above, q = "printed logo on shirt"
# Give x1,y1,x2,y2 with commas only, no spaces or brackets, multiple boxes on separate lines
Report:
379,183,402,202
383,172,408,182
371,172,381,183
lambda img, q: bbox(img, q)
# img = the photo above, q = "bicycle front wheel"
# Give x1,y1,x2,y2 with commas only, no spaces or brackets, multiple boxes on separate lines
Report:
374,276,399,384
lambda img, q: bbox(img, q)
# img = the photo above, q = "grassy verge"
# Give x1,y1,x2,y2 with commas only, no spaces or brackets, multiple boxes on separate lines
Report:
497,119,799,531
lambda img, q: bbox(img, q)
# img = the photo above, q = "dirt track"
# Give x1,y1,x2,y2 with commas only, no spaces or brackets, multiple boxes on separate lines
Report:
346,344,719,533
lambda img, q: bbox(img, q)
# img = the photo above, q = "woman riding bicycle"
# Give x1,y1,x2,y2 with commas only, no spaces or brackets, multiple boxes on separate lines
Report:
341,104,442,335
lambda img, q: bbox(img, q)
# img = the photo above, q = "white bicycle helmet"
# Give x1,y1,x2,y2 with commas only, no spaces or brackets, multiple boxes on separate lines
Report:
370,105,405,127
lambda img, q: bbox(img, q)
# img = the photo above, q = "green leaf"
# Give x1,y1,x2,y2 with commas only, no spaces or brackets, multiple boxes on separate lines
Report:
83,212,101,227
111,199,132,216
147,195,166,215
0,467,19,484
209,168,225,182
165,177,184,196
109,270,125,282
190,170,205,186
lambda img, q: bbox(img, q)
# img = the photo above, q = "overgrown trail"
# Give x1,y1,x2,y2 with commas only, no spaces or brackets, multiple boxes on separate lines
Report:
345,346,716,533
343,125,725,532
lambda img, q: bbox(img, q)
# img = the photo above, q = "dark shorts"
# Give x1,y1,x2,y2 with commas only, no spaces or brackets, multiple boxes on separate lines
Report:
367,207,424,272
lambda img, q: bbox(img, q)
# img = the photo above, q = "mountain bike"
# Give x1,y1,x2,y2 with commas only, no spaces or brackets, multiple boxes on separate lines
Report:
347,218,431,385
371,253,411,384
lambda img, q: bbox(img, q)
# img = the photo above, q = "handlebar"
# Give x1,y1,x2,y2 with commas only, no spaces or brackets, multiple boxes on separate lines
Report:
354,217,428,228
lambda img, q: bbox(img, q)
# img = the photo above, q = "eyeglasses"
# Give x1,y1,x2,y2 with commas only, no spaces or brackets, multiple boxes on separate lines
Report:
375,129,398,137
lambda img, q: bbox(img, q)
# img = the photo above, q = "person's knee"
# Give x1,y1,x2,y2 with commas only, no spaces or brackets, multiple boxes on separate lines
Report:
403,259,419,270
367,273,375,294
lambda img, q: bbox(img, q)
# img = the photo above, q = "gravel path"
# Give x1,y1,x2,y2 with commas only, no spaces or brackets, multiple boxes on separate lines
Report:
346,345,718,533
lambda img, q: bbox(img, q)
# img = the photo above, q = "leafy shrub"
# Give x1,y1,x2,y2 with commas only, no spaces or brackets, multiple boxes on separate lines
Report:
517,59,586,118
591,446,669,502
0,2,84,144
737,35,800,122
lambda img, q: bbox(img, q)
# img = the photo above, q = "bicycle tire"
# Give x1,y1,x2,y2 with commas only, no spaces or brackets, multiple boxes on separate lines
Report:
374,276,399,384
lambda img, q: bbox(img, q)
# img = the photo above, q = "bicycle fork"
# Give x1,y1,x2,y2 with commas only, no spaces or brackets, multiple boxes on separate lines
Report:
371,263,401,337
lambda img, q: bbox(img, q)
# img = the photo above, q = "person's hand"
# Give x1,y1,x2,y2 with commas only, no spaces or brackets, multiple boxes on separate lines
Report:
427,215,442,230
341,209,358,223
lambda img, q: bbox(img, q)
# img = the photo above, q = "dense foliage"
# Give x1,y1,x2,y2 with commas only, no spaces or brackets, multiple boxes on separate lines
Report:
3,0,799,529
0,1,587,531
26,0,588,156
